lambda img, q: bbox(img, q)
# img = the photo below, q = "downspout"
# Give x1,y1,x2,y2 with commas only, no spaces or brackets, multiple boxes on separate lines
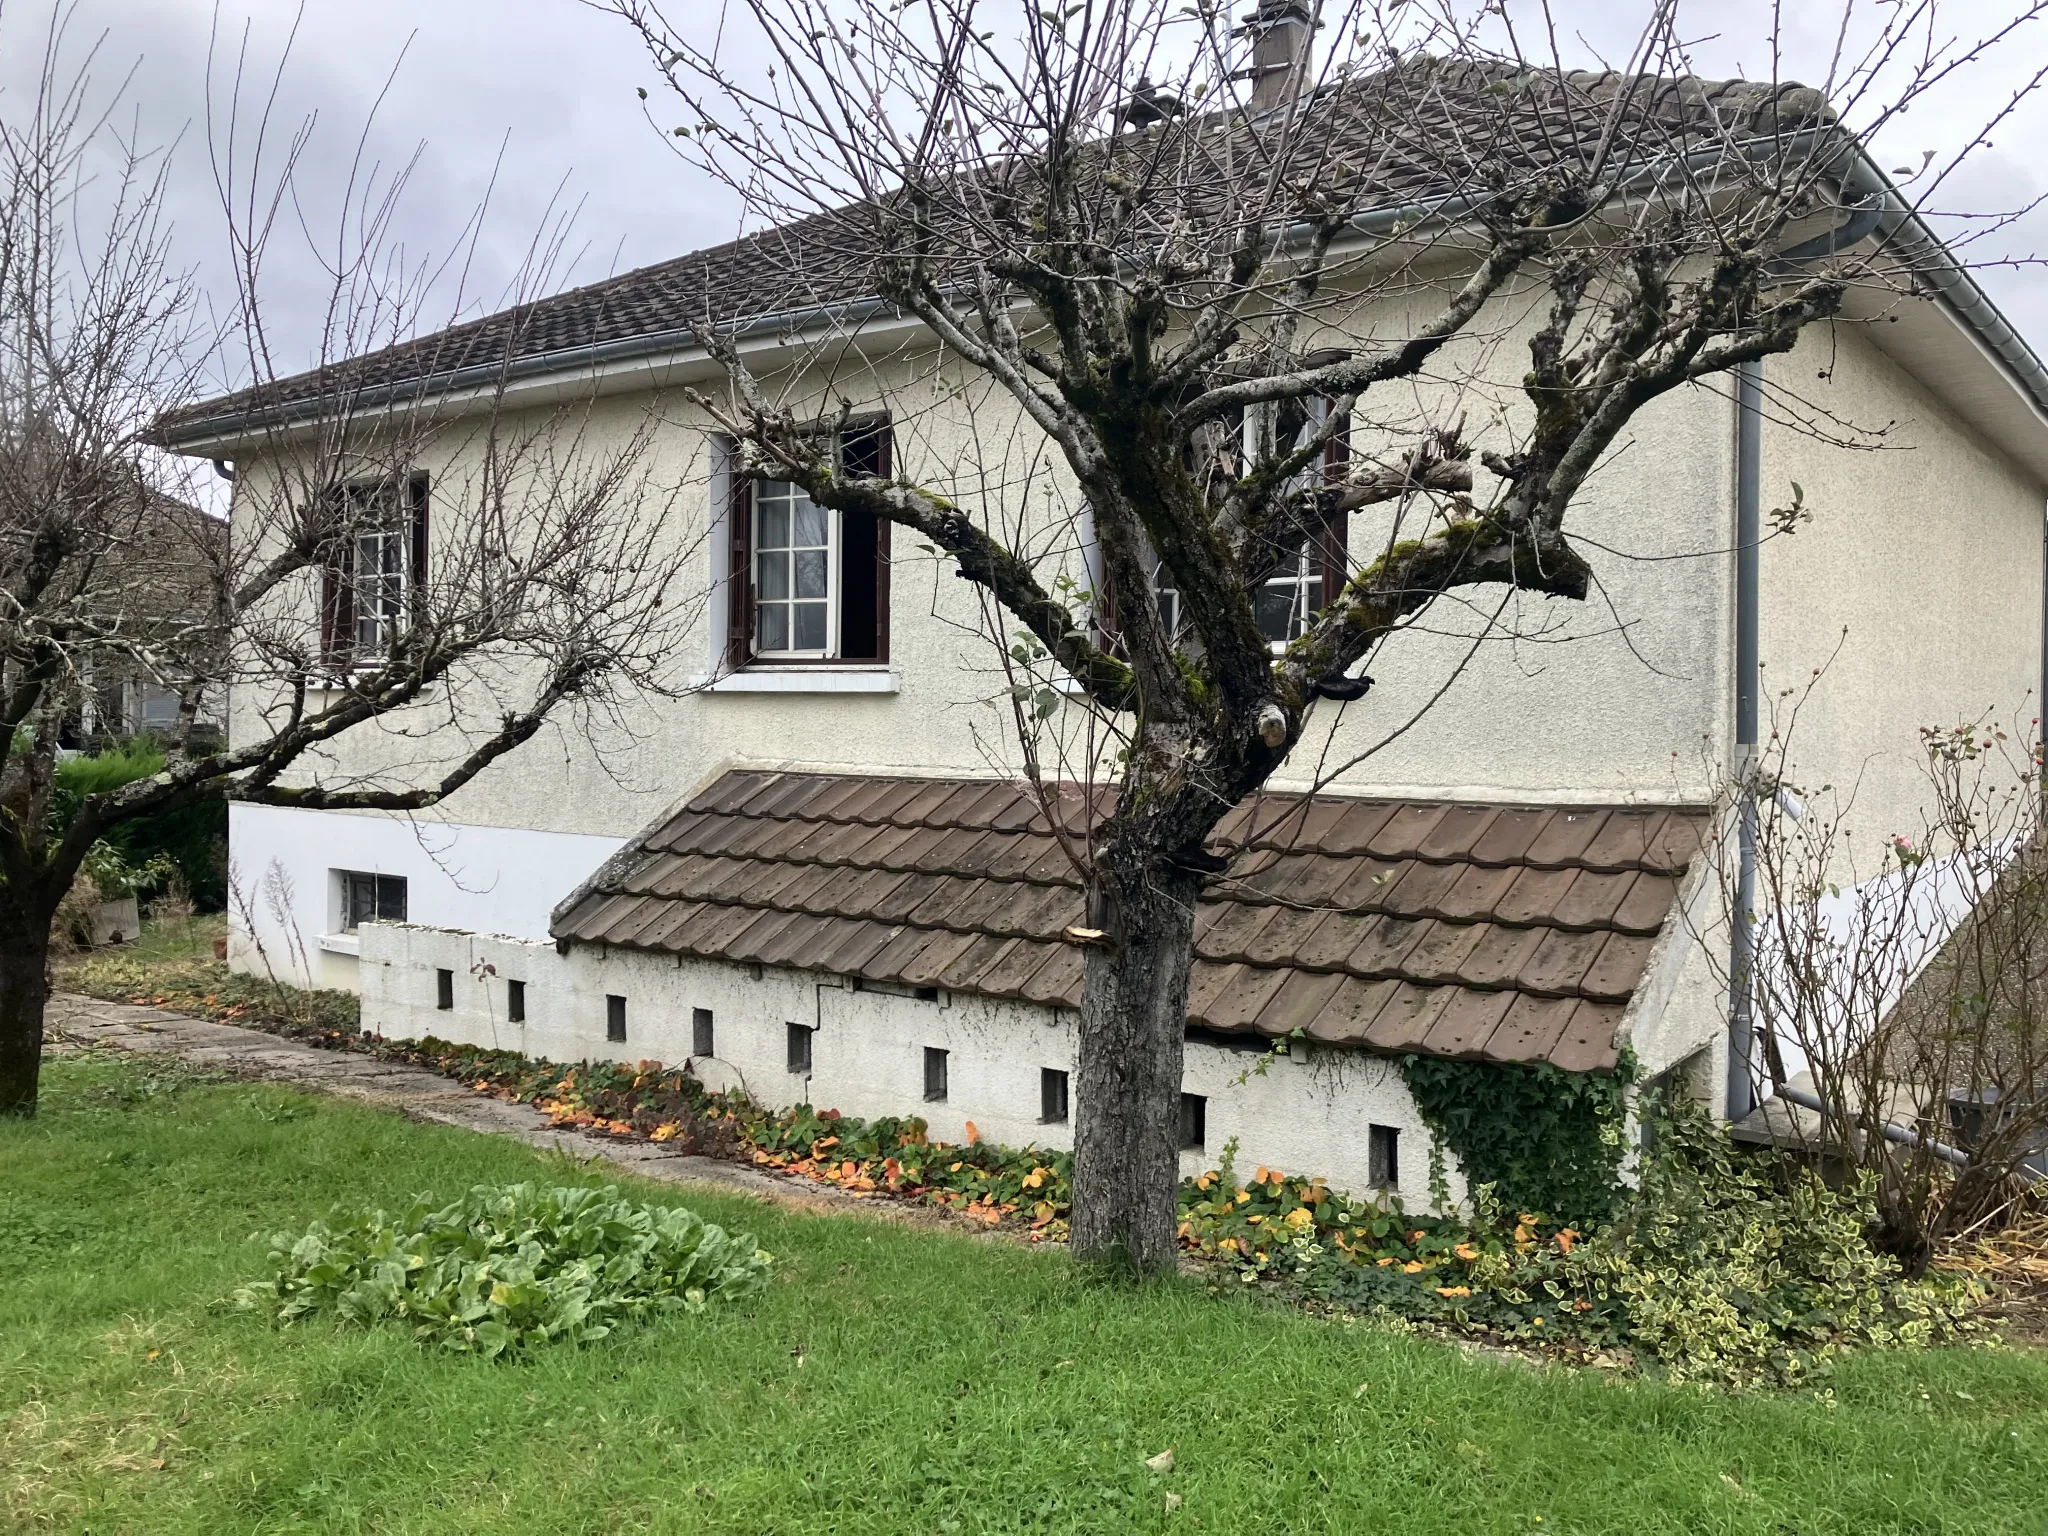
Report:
1728,358,1763,1124
1723,191,1882,1126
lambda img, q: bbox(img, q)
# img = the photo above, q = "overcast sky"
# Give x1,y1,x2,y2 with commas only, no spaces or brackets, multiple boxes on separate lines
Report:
5,0,2046,387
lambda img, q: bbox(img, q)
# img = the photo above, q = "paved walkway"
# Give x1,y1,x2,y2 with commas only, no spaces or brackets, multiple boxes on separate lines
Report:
44,993,859,1213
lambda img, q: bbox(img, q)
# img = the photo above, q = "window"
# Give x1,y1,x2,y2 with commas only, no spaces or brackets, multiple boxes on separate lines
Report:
787,1022,814,1075
507,979,526,1023
924,1047,949,1102
692,1007,715,1059
1368,1124,1400,1189
322,475,428,669
1179,1092,1207,1150
606,994,627,1044
727,422,890,668
1040,1068,1070,1124
339,871,407,932
1103,395,1348,656
435,968,454,1011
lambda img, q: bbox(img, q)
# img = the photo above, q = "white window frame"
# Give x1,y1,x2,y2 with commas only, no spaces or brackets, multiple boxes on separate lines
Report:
1245,395,1339,654
352,522,412,654
751,478,839,660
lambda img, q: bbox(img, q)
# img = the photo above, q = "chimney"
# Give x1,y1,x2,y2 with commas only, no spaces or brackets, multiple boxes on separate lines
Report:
1239,0,1318,115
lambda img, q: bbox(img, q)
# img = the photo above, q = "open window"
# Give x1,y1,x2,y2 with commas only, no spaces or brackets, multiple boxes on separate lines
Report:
726,420,891,669
1099,394,1348,655
321,474,428,672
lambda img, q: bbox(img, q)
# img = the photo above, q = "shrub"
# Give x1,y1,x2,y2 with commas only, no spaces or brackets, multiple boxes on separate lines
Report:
1293,1096,1981,1388
236,1183,773,1356
51,743,227,909
1581,1096,1979,1386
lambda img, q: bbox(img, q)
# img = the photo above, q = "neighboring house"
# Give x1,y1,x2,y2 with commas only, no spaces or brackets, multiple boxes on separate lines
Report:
156,68,2048,1209
67,492,228,750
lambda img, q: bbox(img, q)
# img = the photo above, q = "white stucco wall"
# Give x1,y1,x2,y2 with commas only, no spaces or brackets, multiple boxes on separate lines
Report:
219,269,1746,854
358,922,1465,1212
227,802,622,990
1758,323,2046,850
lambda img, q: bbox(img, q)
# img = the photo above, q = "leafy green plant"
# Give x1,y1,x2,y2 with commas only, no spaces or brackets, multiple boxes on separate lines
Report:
1578,1095,1980,1386
1397,1051,1635,1227
1294,1096,1982,1387
236,1183,773,1356
79,839,177,900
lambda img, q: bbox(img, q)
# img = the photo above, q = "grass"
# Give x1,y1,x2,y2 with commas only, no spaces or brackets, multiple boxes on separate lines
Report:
5,1055,2048,1534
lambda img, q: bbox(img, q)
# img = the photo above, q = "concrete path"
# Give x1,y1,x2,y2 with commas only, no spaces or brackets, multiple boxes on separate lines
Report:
44,993,861,1214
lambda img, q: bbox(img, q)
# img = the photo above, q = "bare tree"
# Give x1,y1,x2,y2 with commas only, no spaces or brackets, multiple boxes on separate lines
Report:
604,0,2045,1268
1704,685,2048,1275
0,11,694,1115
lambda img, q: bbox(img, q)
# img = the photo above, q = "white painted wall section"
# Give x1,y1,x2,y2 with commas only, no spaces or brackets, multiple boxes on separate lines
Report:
359,923,1465,1212
227,803,623,990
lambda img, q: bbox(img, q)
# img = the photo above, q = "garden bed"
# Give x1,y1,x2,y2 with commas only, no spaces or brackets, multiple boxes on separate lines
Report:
56,921,2002,1388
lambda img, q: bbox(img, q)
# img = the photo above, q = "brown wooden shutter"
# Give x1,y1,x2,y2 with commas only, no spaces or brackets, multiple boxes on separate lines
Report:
321,540,355,674
409,473,430,624
726,465,754,672
874,424,893,663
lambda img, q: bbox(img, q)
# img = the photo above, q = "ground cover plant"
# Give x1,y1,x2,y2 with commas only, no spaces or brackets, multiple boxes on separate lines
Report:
238,1183,773,1356
5,1050,2048,1534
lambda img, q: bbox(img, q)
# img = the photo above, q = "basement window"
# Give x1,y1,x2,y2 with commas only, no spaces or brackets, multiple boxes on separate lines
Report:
507,978,525,1023
339,871,407,932
1368,1124,1400,1189
1040,1068,1070,1125
787,1022,814,1075
924,1047,949,1103
693,1008,715,1059
1179,1092,1207,1151
435,969,453,1011
606,995,627,1044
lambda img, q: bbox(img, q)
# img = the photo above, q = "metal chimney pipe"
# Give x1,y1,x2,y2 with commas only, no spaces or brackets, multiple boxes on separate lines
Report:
1241,0,1317,115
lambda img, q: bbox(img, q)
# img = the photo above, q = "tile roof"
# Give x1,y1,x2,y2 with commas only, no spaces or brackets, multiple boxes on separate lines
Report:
157,64,1833,444
553,770,1709,1072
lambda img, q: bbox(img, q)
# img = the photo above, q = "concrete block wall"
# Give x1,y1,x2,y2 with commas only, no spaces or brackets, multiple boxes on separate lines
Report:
359,922,1464,1211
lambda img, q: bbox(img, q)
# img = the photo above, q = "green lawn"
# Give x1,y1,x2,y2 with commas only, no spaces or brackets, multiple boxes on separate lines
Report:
5,1055,2046,1535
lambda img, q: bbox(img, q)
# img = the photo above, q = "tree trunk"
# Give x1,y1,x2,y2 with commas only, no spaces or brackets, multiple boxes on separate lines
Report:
1070,858,1203,1272
0,900,53,1117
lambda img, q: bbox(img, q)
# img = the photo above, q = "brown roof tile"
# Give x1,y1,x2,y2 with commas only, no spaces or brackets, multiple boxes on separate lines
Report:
1485,994,1581,1063
1548,1001,1627,1073
1018,947,1085,1007
1523,809,1611,867
1420,989,1518,1058
1254,969,1350,1037
554,771,1709,1072
1361,982,1456,1052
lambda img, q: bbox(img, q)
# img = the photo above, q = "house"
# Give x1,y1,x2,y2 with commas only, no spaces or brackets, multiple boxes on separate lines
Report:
155,59,2048,1211
64,491,228,751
